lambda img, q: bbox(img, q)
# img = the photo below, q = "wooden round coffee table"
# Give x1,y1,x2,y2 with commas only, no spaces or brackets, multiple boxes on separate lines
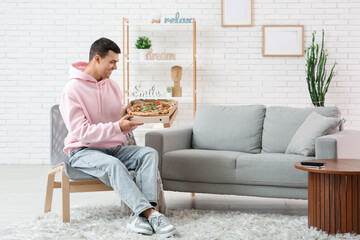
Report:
295,159,360,234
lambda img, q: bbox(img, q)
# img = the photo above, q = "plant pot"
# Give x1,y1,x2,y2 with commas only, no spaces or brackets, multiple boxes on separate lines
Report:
139,49,149,61
166,92,172,98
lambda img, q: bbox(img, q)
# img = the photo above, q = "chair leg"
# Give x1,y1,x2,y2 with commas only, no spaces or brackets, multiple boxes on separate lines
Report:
61,168,70,223
44,166,62,213
191,193,195,197
44,172,55,212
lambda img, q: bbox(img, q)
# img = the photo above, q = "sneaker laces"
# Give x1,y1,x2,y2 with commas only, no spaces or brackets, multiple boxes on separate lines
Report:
153,215,167,228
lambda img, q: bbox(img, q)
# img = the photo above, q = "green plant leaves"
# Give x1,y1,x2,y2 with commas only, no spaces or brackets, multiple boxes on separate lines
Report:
135,36,152,49
305,30,336,107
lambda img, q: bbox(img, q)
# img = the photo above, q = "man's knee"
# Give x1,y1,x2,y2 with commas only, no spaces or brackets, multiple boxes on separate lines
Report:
141,146,157,155
143,147,159,164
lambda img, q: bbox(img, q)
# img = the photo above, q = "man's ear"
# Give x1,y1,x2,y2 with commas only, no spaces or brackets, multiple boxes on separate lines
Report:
94,55,101,64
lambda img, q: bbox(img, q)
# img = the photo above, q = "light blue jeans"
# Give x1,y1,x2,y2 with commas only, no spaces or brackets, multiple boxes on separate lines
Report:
69,145,158,216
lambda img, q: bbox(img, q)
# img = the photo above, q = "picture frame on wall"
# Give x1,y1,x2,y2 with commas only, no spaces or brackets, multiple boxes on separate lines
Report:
221,0,253,27
262,25,304,57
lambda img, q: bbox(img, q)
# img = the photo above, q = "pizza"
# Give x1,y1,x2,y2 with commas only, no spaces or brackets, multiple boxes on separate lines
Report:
127,100,174,116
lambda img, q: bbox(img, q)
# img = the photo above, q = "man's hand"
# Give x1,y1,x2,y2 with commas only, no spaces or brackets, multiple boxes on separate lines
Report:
118,115,143,132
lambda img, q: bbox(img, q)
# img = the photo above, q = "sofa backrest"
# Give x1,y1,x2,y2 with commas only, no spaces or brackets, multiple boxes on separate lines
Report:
192,104,266,153
262,106,340,153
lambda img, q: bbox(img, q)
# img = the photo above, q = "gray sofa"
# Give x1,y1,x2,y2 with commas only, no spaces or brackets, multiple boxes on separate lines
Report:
145,105,360,200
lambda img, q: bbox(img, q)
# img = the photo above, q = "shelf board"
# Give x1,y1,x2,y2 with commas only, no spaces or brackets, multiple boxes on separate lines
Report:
134,124,167,131
127,59,193,66
128,96,193,101
127,22,193,27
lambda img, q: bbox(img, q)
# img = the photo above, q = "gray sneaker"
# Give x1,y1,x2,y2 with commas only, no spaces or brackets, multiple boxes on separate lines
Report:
148,213,177,238
126,213,153,235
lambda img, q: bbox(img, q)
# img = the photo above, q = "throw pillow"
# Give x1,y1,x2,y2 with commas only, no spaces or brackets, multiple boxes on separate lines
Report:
285,111,341,156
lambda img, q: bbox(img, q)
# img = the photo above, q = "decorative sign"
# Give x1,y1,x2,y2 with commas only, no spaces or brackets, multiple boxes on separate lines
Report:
132,84,161,98
146,48,176,61
164,12,192,24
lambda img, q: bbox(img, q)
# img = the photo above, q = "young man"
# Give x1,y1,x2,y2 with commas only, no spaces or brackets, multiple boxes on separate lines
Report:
59,37,177,237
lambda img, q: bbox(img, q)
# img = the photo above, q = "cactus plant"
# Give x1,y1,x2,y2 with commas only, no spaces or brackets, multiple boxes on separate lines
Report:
305,30,336,107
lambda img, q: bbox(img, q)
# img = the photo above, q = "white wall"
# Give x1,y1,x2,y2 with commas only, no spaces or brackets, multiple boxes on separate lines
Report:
1,0,360,164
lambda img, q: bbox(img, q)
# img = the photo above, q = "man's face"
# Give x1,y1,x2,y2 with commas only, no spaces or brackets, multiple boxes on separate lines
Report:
96,50,119,79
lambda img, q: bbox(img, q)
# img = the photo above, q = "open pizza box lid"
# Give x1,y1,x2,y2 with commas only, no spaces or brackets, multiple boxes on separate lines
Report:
121,99,178,128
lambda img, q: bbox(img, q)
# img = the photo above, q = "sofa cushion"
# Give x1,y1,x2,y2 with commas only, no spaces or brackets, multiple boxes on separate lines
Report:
235,153,314,188
262,106,340,153
192,104,266,153
162,149,250,184
285,111,341,156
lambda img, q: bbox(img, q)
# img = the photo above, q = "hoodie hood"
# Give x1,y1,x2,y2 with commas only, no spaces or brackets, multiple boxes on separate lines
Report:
69,62,98,83
69,62,110,113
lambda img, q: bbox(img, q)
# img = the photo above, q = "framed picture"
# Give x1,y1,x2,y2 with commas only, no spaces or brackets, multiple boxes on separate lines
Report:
262,25,304,57
221,0,253,27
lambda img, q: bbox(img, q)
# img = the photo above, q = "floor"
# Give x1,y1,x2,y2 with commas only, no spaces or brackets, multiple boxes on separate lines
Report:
0,165,307,230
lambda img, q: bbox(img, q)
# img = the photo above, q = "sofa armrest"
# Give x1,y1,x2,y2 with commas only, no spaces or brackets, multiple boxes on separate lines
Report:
145,126,193,172
315,130,360,159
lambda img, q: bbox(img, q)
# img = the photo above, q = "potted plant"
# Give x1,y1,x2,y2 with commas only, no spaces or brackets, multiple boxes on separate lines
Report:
305,30,337,107
166,86,172,98
135,36,152,61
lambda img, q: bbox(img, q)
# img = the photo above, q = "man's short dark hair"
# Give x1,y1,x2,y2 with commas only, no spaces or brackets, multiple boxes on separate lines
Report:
89,37,121,62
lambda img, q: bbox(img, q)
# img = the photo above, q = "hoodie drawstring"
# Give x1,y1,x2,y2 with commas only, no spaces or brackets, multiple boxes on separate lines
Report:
97,83,103,113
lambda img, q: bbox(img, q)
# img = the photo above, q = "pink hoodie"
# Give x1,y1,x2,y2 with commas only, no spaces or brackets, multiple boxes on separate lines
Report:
59,62,128,156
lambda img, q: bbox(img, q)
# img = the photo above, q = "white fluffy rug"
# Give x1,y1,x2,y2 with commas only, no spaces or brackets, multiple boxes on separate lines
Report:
1,205,359,240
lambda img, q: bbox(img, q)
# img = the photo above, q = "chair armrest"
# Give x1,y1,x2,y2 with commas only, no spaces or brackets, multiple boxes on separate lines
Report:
145,126,193,172
315,130,360,159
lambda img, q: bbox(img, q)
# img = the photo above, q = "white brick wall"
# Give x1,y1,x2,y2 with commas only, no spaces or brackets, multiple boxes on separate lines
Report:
1,0,360,164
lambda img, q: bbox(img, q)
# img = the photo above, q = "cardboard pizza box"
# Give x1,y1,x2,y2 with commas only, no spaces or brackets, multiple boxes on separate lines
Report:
121,99,178,128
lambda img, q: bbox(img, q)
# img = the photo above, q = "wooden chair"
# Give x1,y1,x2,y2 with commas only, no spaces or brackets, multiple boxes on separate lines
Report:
44,105,139,222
